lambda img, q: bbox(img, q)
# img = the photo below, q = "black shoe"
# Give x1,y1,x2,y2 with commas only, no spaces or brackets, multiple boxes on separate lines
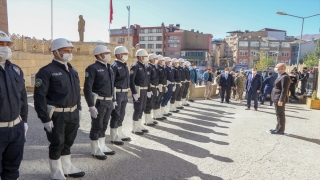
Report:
170,110,179,113
111,141,124,145
121,137,131,141
144,123,155,126
189,99,194,102
141,129,148,133
104,151,116,155
132,131,144,135
183,104,190,106
226,101,230,104
163,114,170,117
92,154,107,160
270,130,284,135
260,102,264,105
220,101,223,103
65,172,85,178
168,112,172,115
155,117,164,120
176,106,184,109
153,121,158,124
161,116,167,120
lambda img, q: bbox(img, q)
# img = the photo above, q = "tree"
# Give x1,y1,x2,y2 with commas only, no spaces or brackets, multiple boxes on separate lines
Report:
303,52,318,69
313,39,320,58
255,50,274,70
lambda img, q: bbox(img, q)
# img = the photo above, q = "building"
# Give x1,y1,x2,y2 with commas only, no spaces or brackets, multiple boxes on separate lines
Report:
109,25,140,49
139,23,166,55
0,0,8,33
165,24,183,58
291,39,318,65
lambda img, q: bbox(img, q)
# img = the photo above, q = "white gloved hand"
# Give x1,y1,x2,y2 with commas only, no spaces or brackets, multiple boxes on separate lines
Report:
79,110,82,120
89,106,98,118
156,90,159,96
43,121,54,133
172,86,176,92
133,94,140,101
24,123,28,137
113,101,118,109
165,87,168,93
147,91,152,98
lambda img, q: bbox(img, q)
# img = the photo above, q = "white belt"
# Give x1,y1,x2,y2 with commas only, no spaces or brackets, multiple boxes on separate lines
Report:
150,84,158,88
0,116,21,128
96,96,113,100
115,88,129,92
185,80,190,82
54,105,78,112
140,87,148,90
167,80,174,85
135,86,148,97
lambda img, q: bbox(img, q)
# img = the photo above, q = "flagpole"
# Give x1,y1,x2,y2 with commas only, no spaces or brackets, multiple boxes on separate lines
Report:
51,0,53,40
127,6,130,49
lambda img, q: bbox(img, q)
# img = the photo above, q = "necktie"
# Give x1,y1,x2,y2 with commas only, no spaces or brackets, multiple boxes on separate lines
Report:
225,74,228,80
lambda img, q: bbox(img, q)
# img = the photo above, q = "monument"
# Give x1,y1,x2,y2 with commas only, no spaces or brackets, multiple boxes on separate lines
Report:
78,15,85,42
0,0,8,33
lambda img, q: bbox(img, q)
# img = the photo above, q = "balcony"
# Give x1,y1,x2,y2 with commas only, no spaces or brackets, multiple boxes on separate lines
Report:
168,39,180,44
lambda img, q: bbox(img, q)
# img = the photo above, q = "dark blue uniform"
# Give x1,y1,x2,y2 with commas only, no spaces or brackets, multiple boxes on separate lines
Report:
144,63,159,114
161,65,174,107
34,60,81,160
0,60,28,180
177,66,185,102
110,60,130,128
130,61,148,121
170,66,181,104
84,61,114,140
154,65,167,110
182,66,191,99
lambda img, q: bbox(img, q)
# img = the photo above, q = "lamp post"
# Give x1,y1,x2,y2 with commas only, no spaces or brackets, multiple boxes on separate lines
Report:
276,11,320,67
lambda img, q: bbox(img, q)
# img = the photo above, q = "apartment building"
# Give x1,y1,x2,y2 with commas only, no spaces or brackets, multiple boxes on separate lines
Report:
291,39,318,65
139,23,166,55
109,25,140,48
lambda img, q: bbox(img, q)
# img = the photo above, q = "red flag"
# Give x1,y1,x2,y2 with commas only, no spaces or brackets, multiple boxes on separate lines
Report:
110,0,113,24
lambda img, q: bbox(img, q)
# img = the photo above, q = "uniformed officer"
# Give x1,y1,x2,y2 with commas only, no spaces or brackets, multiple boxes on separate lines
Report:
0,30,28,180
110,46,131,143
170,58,181,113
144,53,159,126
130,49,149,135
153,55,167,120
84,45,116,160
181,61,191,106
34,38,85,179
176,58,185,109
161,57,174,116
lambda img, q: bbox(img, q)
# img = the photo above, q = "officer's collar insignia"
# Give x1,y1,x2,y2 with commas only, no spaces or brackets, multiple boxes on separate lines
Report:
35,78,42,87
130,70,134,74
0,33,6,37
85,72,89,77
13,66,20,75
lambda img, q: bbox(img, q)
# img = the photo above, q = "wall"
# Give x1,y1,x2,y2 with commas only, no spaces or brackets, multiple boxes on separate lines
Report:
267,31,286,40
0,0,8,33
317,59,320,98
181,31,210,50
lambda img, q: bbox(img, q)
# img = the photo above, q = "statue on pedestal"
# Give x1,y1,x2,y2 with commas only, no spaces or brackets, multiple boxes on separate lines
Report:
78,15,85,42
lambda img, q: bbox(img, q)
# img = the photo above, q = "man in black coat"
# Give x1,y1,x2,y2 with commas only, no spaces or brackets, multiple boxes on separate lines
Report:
219,68,236,103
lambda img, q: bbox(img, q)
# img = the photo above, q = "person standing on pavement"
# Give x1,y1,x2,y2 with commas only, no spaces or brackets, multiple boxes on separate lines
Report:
260,72,276,105
0,30,28,180
110,46,131,144
144,53,159,126
154,55,167,120
83,45,116,161
203,68,214,100
161,57,174,116
170,58,181,113
181,61,191,106
289,71,299,100
130,49,149,135
299,67,309,97
176,58,185,109
230,71,237,99
235,71,246,102
245,67,262,111
219,68,235,103
269,63,291,135
34,38,85,179
188,64,197,102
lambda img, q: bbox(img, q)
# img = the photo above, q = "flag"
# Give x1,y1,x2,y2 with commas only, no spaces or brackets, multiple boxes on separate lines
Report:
110,0,113,24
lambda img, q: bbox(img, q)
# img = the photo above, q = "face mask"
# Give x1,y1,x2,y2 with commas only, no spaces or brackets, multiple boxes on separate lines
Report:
154,60,159,65
101,54,111,63
142,57,149,64
0,46,12,61
61,53,73,63
225,71,229,74
121,55,128,62
169,62,172,66
252,70,257,74
192,66,196,69
274,68,279,73
161,61,165,66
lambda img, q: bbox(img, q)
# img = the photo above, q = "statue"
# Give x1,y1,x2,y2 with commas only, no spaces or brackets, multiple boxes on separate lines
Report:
78,15,85,42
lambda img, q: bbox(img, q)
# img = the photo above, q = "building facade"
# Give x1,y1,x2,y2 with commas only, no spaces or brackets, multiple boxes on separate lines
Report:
291,39,318,65
0,0,8,33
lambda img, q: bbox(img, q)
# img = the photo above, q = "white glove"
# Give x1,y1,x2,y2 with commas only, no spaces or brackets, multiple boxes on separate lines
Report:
43,121,54,133
165,87,168,93
89,106,98,118
156,90,159,96
172,86,176,92
113,101,118,109
147,91,152,98
24,123,28,137
79,110,82,120
133,94,139,101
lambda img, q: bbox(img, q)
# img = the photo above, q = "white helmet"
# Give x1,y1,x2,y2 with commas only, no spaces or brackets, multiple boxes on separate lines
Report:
93,45,111,55
51,38,74,52
114,46,129,54
185,61,191,66
0,30,13,45
164,57,171,62
148,53,157,60
179,58,185,63
172,58,179,63
158,55,165,61
135,49,148,56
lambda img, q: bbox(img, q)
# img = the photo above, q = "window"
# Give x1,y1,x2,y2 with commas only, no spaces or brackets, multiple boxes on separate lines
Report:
168,44,179,48
112,38,116,41
167,51,180,56
268,52,278,56
281,52,289,57
156,36,162,41
119,37,125,42
269,42,280,47
140,37,145,41
239,41,248,47
148,36,156,41
238,59,248,65
156,29,162,33
140,44,146,48
168,36,179,40
250,50,259,56
250,41,259,47
156,44,162,48
156,52,162,55
260,41,268,47
147,44,154,49
140,29,145,33
148,29,153,33
239,50,248,56
282,42,290,48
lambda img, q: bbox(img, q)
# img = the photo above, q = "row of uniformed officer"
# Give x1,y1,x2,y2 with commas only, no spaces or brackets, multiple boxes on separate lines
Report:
176,58,186,109
170,58,181,112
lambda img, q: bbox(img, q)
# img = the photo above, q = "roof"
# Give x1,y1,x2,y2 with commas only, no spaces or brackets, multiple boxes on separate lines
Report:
259,28,286,32
226,30,244,33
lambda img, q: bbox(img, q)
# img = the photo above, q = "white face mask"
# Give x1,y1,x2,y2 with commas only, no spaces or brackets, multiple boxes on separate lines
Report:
61,53,73,63
0,46,12,61
154,60,159,65
161,61,165,66
192,66,196,69
142,56,149,64
252,70,257,74
225,71,229,74
121,55,128,62
101,54,111,63
274,67,279,73
168,62,172,66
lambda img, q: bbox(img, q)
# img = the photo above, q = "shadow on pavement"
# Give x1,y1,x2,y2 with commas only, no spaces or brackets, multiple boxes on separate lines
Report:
173,112,231,126
286,134,320,146
187,105,235,116
256,110,308,120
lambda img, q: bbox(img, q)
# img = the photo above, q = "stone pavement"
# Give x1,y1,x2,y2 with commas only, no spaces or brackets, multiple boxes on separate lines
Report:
20,96,320,180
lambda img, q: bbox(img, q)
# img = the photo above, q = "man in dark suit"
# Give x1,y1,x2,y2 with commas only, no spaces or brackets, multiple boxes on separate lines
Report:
261,72,276,105
219,68,235,103
270,63,291,135
245,67,262,111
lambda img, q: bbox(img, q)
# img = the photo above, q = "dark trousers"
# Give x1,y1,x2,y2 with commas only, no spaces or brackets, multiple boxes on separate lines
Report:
220,86,231,102
261,87,273,105
246,89,258,108
170,84,181,104
289,86,297,99
110,92,128,128
46,110,79,160
133,90,147,121
0,121,25,180
182,82,189,98
144,87,157,114
177,82,185,101
274,101,286,132
161,84,173,107
154,87,165,109
300,81,307,95
90,100,113,140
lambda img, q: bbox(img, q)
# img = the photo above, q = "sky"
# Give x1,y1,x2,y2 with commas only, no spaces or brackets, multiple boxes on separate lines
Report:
7,0,320,42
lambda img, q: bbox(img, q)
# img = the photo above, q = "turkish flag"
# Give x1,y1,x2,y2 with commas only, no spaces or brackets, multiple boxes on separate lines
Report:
110,0,113,24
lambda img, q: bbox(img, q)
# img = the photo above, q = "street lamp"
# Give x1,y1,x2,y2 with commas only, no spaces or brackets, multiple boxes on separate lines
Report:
276,11,320,67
